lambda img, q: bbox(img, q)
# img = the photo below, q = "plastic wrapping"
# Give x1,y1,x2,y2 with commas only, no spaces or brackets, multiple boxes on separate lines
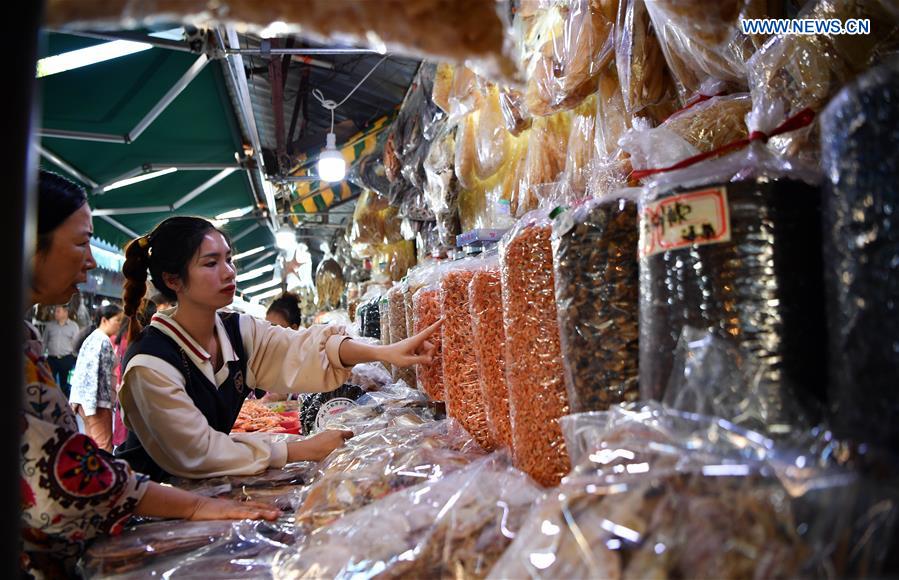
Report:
81,519,297,579
386,283,415,386
454,112,478,191
561,94,597,197
357,297,381,339
620,93,752,173
515,112,571,216
373,239,417,282
448,66,485,124
475,85,512,180
615,0,679,120
274,455,541,580
347,151,392,199
552,192,640,413
431,62,454,114
313,384,434,436
294,420,484,532
314,258,345,310
745,0,899,159
468,253,512,451
413,284,444,401
663,327,812,435
300,383,366,435
441,258,494,450
522,0,617,116
489,402,899,579
821,59,899,451
638,179,827,427
397,185,435,222
594,63,632,160
378,296,391,345
348,361,393,392
498,88,532,136
643,0,765,101
500,212,571,486
423,125,460,218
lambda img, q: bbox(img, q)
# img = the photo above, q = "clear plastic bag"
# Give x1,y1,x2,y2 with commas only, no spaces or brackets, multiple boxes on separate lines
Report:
594,62,632,160
441,257,495,450
314,258,345,310
468,252,513,451
561,94,598,198
475,85,512,180
348,361,393,391
413,284,445,401
386,283,416,387
349,189,402,247
80,519,297,579
746,0,899,160
499,87,532,136
821,58,899,452
378,296,391,345
638,177,827,427
522,0,618,116
432,62,454,114
644,0,765,101
455,112,478,191
552,191,640,413
500,211,571,486
448,66,485,124
516,113,571,217
490,402,899,579
663,326,812,436
615,0,680,120
423,125,460,217
273,454,542,580
295,419,484,532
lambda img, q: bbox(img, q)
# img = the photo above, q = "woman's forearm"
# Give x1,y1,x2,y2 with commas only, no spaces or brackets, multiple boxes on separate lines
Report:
337,339,384,367
134,482,201,519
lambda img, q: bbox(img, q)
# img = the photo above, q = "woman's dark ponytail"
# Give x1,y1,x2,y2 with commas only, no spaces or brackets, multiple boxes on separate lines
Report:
122,236,151,341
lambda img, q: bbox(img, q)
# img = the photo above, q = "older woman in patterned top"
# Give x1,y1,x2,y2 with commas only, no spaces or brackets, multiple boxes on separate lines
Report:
22,170,279,578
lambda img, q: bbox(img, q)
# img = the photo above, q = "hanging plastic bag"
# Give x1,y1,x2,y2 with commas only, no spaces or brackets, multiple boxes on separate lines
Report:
475,85,512,180
500,209,571,486
432,62,454,114
468,251,513,451
454,112,478,191
560,94,598,198
615,0,680,121
499,87,532,136
516,112,571,217
644,0,769,101
522,0,618,116
552,190,640,413
745,0,899,161
441,256,495,450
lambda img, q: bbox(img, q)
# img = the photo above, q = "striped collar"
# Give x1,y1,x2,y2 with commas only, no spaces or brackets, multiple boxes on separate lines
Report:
149,310,239,371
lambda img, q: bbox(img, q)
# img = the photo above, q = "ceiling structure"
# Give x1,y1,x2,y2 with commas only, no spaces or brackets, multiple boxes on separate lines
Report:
36,25,418,299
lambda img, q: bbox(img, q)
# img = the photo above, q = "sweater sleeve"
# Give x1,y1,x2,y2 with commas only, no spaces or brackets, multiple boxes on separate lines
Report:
119,361,289,479
239,316,353,394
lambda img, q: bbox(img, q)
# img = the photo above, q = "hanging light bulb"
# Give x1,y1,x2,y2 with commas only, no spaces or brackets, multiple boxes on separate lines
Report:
317,132,346,182
275,225,297,252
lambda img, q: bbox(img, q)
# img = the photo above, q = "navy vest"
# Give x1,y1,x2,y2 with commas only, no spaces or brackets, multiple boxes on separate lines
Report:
114,312,249,482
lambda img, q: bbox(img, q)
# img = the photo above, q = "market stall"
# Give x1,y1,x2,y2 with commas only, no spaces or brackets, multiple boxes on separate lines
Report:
44,0,899,577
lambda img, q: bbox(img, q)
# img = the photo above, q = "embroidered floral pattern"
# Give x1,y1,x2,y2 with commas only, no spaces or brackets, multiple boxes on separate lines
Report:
21,327,148,578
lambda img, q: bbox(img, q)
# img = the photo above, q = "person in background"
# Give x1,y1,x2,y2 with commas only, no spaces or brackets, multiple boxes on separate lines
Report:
42,304,80,397
23,170,278,577
69,304,125,452
265,292,302,329
260,292,304,402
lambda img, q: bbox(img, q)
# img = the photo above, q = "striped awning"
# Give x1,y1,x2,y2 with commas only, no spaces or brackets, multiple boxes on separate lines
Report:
289,114,392,217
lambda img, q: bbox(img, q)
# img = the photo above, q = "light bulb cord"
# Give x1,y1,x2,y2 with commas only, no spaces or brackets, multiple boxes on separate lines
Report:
312,55,388,134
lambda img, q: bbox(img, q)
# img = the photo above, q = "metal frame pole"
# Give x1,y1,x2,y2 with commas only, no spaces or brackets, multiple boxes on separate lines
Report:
36,144,98,188
171,167,236,209
127,53,209,142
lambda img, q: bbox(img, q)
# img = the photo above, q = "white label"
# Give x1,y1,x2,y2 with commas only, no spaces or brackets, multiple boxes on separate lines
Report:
314,397,358,431
639,187,732,259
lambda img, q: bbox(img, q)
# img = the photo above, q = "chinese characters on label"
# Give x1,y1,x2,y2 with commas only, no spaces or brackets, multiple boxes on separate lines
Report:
639,187,731,258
